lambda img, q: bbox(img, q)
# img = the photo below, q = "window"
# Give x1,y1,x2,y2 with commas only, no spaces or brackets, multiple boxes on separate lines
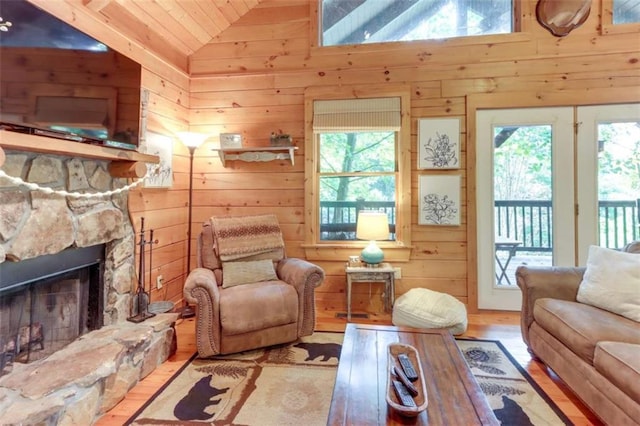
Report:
304,86,412,262
612,0,640,24
319,131,397,241
320,0,513,46
602,0,640,34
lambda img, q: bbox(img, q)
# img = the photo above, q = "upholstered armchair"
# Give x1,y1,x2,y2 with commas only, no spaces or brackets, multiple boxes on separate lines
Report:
184,214,325,357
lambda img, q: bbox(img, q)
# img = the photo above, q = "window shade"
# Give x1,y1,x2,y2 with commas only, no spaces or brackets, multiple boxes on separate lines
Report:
313,97,401,131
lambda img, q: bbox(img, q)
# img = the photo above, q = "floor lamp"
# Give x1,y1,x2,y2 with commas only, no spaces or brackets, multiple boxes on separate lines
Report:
178,132,208,319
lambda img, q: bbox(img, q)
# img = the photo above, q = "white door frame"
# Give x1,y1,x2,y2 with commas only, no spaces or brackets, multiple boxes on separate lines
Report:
476,107,575,310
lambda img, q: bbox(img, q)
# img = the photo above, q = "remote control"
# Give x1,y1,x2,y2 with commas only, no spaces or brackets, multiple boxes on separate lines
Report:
392,380,417,407
393,365,419,396
397,353,419,381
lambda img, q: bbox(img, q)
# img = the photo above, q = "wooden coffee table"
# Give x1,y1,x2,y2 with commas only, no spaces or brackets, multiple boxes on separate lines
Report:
328,324,499,425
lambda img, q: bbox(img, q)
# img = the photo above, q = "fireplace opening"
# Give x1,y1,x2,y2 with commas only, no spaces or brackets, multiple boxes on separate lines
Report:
0,245,104,375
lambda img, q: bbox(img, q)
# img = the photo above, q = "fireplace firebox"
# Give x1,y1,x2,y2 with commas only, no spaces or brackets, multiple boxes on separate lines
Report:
0,245,104,375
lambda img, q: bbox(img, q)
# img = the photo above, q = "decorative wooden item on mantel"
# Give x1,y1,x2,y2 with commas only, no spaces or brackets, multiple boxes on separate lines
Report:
214,146,298,167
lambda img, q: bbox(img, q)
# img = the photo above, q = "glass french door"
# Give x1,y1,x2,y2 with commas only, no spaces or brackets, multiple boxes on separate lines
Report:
477,104,639,311
576,104,640,264
477,107,575,311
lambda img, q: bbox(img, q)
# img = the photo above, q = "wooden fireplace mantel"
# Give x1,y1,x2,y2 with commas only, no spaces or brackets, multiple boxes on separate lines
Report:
0,129,159,178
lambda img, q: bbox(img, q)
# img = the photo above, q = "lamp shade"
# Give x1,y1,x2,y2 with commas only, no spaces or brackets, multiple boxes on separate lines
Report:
177,132,208,150
356,211,389,265
356,211,389,241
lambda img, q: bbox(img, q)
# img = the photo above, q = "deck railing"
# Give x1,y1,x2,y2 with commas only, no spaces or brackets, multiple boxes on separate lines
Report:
320,199,639,249
495,199,639,251
319,200,396,240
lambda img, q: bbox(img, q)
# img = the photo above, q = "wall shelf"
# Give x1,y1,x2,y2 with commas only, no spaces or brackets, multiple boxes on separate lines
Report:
215,146,298,167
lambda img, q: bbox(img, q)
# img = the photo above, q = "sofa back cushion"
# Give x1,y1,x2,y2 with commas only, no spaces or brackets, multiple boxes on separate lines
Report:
577,245,640,322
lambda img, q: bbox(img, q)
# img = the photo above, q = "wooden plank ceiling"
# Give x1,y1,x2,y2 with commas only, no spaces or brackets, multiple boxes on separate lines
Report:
34,0,263,73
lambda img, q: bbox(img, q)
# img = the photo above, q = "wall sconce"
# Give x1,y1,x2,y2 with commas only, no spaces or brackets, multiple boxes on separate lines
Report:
356,211,389,266
177,132,209,318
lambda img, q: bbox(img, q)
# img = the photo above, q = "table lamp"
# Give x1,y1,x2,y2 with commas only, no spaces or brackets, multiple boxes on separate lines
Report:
356,211,389,266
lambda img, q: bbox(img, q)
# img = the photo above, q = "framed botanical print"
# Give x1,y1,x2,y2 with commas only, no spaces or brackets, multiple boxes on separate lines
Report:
142,131,173,188
418,117,461,169
418,174,461,226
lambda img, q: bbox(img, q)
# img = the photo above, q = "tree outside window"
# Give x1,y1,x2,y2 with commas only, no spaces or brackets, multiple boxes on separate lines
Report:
319,132,396,240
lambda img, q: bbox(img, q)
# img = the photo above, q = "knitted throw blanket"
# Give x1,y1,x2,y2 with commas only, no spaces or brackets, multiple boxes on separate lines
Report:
211,214,285,261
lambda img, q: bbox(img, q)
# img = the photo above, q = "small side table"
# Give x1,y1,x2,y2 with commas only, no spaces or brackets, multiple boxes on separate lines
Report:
494,236,522,285
345,262,395,321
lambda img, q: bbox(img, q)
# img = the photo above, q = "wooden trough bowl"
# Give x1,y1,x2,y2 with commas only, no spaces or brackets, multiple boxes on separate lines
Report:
386,343,428,417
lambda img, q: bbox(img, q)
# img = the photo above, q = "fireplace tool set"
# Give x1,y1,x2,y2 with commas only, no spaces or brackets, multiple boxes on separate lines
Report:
127,217,157,323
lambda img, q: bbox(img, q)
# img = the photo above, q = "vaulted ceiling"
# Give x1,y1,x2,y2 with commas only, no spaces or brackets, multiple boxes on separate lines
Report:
77,0,262,56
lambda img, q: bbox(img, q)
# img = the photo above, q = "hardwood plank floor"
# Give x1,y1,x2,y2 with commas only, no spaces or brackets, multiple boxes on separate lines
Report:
97,309,602,425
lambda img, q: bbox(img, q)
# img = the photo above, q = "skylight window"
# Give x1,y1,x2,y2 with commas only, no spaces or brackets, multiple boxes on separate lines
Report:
320,0,513,46
613,0,640,24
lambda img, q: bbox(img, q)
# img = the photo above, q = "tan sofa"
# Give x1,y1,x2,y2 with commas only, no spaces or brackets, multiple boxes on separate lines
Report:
516,243,640,425
184,215,325,357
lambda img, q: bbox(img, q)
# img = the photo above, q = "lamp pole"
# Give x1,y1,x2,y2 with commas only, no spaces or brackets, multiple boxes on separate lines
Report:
177,132,207,319
180,144,197,318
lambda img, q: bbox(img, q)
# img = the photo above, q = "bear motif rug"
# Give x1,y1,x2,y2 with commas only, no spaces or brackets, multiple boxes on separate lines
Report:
127,333,570,425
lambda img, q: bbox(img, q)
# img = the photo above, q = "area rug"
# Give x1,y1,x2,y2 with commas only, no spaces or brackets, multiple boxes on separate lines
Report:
127,334,571,426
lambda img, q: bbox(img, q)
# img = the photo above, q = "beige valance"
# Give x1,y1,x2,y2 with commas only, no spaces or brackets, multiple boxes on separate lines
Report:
313,97,401,131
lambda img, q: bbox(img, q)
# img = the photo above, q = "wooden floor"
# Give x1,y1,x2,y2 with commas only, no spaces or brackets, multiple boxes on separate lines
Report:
97,309,603,425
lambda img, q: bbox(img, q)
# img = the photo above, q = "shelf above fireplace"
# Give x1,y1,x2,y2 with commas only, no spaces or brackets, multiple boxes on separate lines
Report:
0,130,159,164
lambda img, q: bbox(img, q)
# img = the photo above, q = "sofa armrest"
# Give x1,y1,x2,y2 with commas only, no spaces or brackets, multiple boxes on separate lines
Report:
184,268,222,357
515,265,585,347
277,258,325,336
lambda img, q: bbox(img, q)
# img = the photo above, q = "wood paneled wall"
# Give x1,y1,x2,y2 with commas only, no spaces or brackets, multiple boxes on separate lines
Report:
127,66,191,307
182,0,639,313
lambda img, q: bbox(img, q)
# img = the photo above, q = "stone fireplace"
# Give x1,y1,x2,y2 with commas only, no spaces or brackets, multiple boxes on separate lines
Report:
0,148,177,424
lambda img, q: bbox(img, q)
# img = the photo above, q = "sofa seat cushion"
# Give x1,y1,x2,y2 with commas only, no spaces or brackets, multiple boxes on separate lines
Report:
533,298,640,364
594,341,640,404
220,281,298,336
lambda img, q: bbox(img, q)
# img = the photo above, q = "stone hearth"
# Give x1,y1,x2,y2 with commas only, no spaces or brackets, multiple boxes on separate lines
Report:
0,150,176,424
0,313,177,424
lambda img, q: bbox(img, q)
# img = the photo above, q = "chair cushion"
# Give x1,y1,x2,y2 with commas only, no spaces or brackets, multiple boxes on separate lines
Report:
594,341,640,404
392,288,468,335
221,259,277,288
219,281,298,336
576,245,640,322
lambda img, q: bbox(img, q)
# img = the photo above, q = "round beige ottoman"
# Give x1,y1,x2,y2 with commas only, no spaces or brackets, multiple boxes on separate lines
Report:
392,288,468,335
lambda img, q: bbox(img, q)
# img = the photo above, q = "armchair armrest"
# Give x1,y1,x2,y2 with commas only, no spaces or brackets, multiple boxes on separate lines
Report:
277,258,325,336
184,268,222,357
515,265,585,346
